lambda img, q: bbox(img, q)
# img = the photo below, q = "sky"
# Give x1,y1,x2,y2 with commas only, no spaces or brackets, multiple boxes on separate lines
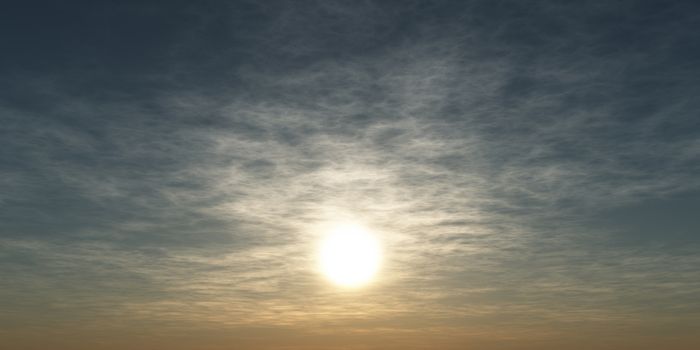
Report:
1,1,699,349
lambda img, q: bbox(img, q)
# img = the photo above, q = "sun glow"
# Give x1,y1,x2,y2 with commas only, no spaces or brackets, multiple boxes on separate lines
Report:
318,223,382,288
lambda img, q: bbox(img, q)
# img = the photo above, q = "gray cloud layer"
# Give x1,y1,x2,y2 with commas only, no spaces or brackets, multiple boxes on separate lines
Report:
1,1,699,348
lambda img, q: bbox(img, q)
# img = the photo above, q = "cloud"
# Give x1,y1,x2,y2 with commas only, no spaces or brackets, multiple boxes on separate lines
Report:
1,0,699,347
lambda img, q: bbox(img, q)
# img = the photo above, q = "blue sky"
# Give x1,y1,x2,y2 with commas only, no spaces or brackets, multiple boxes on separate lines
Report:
1,1,699,349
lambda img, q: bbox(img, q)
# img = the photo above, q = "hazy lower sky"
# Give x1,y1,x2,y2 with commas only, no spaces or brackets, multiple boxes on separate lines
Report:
2,1,699,349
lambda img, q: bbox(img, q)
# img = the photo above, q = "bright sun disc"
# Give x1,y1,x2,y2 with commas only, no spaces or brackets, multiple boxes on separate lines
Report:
319,224,382,288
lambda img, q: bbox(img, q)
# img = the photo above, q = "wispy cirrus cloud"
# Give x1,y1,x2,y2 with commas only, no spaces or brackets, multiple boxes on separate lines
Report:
1,1,699,349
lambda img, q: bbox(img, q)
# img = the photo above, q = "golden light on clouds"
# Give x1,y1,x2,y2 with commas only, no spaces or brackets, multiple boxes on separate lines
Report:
318,223,382,288
4,1,700,349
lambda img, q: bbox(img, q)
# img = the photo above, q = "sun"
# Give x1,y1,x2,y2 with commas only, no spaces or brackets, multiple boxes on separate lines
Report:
318,223,382,288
